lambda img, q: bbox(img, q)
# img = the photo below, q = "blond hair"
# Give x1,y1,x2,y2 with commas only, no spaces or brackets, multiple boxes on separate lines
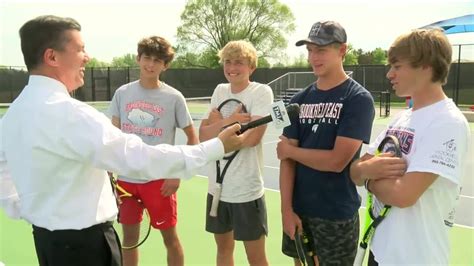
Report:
218,40,258,68
388,28,452,84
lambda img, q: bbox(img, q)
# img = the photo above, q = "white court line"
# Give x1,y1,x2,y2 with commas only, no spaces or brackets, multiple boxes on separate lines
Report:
263,166,474,199
196,171,474,229
452,223,474,230
358,207,474,230
263,140,279,145
197,174,280,193
265,187,280,193
265,166,279,170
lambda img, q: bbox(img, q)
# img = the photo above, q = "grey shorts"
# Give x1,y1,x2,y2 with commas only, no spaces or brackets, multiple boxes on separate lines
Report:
282,213,359,266
205,194,268,241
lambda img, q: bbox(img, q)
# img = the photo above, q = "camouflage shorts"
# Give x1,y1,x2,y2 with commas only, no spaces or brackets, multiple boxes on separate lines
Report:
282,213,359,266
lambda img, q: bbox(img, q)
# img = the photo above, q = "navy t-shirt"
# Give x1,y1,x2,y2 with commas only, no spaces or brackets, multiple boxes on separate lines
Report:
283,78,375,220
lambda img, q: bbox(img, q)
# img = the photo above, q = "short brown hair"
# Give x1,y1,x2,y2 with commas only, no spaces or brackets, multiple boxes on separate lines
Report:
388,28,452,84
137,36,175,65
218,40,258,68
19,15,81,71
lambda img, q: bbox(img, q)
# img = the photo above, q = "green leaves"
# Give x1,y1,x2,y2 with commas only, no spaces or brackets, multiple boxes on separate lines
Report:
175,0,296,68
111,53,138,68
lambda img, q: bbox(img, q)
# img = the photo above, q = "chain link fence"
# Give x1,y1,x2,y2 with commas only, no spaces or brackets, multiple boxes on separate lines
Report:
1,63,473,106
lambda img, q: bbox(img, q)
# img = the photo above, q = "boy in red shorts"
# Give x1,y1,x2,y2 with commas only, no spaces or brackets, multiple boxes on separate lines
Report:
108,36,198,266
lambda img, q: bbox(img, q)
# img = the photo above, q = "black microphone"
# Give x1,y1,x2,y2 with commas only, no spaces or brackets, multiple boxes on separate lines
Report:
239,103,300,134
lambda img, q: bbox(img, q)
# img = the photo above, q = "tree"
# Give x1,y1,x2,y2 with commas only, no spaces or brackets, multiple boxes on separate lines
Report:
176,0,295,68
110,53,138,67
357,48,387,65
285,54,309,68
357,51,373,65
372,47,387,65
343,44,359,65
258,57,271,68
86,58,109,68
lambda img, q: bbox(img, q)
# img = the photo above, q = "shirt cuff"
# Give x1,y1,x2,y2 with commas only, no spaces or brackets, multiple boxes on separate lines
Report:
0,195,21,219
201,138,225,161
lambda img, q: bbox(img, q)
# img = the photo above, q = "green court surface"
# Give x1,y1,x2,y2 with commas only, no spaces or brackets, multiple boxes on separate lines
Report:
0,98,209,119
1,101,473,265
86,99,210,119
0,177,473,265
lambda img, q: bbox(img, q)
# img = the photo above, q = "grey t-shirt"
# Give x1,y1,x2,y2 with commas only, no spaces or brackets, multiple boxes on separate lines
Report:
108,80,193,182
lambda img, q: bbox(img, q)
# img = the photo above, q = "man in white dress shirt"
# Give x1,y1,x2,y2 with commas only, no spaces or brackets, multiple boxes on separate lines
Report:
0,15,243,266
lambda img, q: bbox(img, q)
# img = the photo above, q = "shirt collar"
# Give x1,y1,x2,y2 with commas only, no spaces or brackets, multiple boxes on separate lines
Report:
28,75,70,97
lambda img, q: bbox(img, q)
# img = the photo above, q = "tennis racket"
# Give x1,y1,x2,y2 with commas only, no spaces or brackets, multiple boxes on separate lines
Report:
295,230,315,266
209,98,247,217
354,135,402,265
110,174,151,250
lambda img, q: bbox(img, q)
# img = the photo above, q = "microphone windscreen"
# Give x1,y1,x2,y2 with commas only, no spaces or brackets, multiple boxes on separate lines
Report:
286,103,300,119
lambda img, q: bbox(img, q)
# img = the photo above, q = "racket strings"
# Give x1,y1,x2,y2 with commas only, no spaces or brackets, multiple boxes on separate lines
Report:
219,100,245,158
370,136,401,218
371,196,385,218
356,136,401,265
210,99,246,218
382,143,397,154
220,102,242,118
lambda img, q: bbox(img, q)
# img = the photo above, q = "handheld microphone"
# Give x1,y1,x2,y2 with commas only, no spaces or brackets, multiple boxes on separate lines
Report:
239,103,300,134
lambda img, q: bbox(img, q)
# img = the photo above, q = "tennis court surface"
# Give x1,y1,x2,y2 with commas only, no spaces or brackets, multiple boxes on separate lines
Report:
1,101,473,265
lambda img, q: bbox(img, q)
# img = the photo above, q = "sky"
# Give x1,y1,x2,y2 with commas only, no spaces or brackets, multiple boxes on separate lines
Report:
0,0,473,67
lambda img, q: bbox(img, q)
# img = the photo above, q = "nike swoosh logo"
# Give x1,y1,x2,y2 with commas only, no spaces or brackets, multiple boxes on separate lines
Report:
155,220,166,226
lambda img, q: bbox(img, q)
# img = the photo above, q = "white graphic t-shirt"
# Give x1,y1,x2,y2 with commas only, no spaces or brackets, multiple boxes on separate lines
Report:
205,82,274,203
367,98,470,265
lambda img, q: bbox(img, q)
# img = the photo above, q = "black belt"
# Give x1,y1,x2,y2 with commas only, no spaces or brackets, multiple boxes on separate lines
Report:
33,221,114,233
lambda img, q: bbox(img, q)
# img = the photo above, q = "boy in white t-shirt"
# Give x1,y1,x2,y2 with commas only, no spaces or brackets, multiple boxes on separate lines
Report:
199,40,274,266
350,28,470,265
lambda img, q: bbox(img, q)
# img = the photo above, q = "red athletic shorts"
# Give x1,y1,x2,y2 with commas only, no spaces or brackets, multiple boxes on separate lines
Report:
117,179,177,230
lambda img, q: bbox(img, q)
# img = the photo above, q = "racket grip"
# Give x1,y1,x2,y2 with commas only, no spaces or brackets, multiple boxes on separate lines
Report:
221,121,241,133
209,185,222,217
353,246,366,266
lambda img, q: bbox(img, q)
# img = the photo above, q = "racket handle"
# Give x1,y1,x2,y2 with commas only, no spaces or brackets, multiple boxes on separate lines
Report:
353,246,366,266
239,116,273,133
209,185,222,217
